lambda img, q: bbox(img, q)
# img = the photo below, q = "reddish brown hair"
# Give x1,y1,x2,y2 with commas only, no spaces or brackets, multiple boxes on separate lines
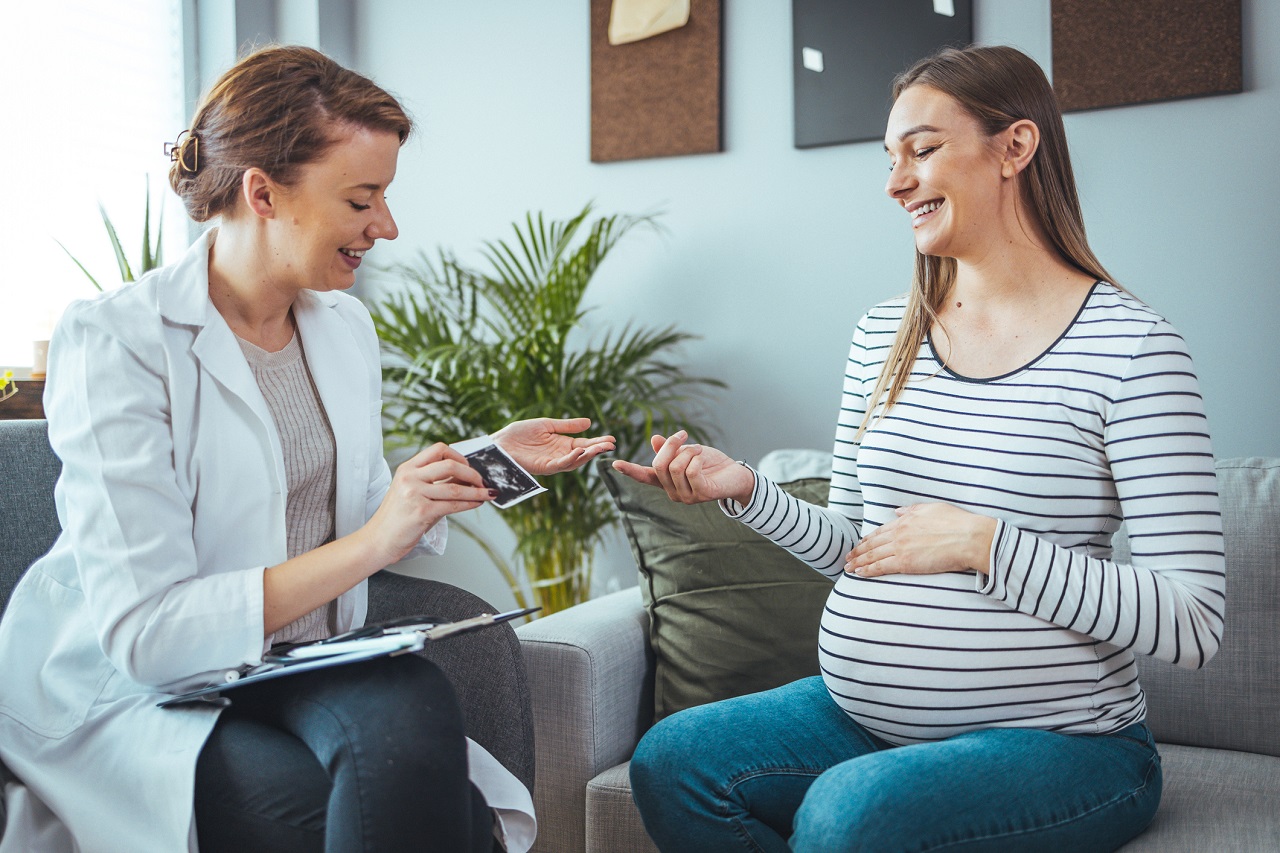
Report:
169,45,412,222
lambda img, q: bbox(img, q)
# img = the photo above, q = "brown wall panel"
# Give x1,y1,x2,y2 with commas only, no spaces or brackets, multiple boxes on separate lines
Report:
590,0,722,163
1052,0,1242,112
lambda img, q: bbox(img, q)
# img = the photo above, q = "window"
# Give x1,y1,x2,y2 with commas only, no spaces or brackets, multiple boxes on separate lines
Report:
0,0,188,367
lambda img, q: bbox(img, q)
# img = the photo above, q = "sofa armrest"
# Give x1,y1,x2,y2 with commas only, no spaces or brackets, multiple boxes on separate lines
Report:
516,587,654,853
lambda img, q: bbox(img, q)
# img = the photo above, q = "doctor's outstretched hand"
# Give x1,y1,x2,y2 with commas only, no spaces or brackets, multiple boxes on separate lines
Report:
493,417,616,476
611,430,755,506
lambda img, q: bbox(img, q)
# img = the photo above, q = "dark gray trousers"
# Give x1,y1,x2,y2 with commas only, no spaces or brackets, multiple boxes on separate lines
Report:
194,654,495,852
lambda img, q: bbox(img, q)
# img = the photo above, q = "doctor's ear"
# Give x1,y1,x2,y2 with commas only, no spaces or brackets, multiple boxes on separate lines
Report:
240,168,281,220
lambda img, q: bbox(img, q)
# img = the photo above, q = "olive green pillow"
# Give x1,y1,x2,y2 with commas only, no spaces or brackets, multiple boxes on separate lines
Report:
598,461,834,720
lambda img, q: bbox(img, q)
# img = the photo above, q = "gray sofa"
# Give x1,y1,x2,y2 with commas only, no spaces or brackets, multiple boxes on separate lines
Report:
519,452,1280,852
0,419,534,842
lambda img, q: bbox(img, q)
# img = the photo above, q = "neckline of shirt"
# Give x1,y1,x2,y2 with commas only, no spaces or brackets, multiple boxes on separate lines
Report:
925,280,1104,385
236,331,302,368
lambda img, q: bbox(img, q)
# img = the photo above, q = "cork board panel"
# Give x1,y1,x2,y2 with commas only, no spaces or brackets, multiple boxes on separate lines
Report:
1052,0,1242,113
590,0,722,163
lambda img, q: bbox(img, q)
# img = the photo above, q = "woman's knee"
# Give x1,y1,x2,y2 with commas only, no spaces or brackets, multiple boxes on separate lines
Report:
332,654,459,716
631,706,709,797
632,679,837,805
790,752,934,852
282,655,467,768
356,655,465,740
789,764,875,852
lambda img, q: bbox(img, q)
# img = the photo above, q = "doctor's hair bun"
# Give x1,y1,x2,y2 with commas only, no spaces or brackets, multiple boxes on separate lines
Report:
168,44,413,223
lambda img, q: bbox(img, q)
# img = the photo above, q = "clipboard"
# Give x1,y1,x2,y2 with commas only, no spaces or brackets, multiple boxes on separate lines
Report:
158,607,539,707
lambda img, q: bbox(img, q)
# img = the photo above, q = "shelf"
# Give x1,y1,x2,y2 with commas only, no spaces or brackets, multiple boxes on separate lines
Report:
0,379,46,420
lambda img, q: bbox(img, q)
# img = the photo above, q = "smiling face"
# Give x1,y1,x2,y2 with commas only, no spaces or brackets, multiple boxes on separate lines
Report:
268,125,401,293
884,85,1011,262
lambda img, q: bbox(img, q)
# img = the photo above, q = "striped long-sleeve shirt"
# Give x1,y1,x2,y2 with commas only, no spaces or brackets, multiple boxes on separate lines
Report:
728,282,1225,745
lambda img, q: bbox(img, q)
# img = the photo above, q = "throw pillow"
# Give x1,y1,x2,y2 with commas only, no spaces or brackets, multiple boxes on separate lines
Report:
598,460,835,720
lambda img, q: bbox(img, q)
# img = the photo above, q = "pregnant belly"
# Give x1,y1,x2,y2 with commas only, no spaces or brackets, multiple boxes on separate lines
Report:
817,572,1117,744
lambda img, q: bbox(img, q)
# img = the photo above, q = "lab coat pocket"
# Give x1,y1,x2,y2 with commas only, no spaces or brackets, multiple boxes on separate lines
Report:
0,572,113,738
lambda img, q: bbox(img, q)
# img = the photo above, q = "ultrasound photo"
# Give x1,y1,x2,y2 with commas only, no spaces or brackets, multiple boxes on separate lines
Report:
452,437,547,509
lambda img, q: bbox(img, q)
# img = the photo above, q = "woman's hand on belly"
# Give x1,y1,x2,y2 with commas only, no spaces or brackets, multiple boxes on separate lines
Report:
846,503,997,579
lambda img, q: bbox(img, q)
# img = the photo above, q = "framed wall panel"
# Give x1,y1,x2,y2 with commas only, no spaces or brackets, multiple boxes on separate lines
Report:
792,0,972,149
1052,0,1243,112
590,0,723,163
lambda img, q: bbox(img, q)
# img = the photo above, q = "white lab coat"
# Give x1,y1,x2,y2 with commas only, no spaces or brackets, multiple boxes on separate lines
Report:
0,231,533,852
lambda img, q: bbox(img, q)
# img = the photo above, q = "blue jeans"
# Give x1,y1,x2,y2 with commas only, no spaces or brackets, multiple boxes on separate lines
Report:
630,677,1161,853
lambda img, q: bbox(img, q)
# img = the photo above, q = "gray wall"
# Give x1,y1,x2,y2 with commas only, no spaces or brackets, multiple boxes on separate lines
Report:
344,1,1278,608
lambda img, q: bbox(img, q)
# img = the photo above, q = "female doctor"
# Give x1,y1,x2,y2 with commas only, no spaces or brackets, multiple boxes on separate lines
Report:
0,46,612,853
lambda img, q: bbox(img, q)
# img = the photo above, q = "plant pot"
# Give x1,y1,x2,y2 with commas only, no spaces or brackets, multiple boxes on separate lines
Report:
508,514,596,616
524,548,594,616
31,340,49,380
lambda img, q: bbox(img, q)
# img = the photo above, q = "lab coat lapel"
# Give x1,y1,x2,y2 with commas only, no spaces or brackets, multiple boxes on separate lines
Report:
190,324,287,491
157,230,287,495
293,290,366,538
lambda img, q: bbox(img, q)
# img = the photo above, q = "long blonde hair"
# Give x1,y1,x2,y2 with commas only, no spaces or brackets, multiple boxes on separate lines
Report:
858,45,1118,438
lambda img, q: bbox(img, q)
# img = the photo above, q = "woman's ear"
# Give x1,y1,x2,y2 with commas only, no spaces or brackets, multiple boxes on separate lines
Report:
240,168,279,219
1001,119,1040,179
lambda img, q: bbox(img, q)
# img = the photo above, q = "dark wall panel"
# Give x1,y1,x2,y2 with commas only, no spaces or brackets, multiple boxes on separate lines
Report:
792,0,972,149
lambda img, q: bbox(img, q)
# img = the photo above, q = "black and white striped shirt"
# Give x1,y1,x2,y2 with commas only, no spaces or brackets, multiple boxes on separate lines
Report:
730,283,1225,745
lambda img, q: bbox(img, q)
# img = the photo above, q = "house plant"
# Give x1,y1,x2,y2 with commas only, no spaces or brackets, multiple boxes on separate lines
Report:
370,205,724,614
58,177,166,290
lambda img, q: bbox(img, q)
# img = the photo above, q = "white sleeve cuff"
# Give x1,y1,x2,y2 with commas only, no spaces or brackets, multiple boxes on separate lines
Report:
718,461,760,519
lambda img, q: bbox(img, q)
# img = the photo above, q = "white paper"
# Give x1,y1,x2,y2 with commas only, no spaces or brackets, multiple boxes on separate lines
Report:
933,0,956,17
608,0,691,45
801,46,824,73
468,740,536,853
283,633,418,660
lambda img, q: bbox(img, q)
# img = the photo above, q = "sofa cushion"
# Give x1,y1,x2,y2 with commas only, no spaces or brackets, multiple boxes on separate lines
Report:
599,461,833,720
1122,458,1280,759
1116,744,1280,851
586,762,658,853
0,420,62,620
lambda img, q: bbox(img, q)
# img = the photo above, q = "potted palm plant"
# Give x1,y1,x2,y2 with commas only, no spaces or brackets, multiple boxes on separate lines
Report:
48,178,167,381
370,205,724,615
58,176,166,290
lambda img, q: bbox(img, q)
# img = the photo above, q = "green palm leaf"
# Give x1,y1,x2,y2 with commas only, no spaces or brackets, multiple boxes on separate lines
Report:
60,179,167,289
101,203,135,283
368,205,723,614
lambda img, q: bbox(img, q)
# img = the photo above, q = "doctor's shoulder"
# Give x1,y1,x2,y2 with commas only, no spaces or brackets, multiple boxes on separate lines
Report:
52,271,172,362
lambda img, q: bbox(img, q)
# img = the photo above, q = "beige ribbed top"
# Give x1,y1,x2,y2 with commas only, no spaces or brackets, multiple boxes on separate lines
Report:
237,332,337,645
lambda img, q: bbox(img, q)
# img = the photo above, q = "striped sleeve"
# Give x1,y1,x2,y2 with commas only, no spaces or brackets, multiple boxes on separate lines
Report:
723,317,870,579
981,320,1225,668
